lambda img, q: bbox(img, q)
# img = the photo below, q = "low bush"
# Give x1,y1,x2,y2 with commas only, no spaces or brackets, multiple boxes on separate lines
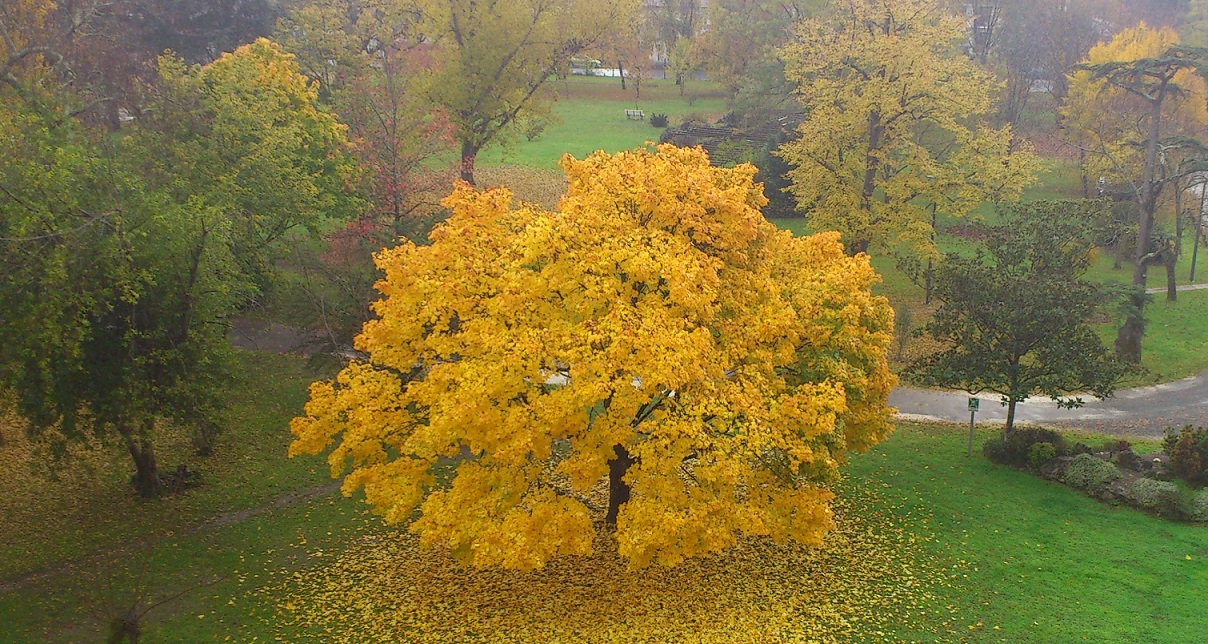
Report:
1070,442,1093,456
649,113,669,128
1131,478,1186,518
1114,447,1144,472
1191,490,1208,522
1028,442,1057,470
1062,454,1121,491
1163,426,1208,486
983,427,1067,468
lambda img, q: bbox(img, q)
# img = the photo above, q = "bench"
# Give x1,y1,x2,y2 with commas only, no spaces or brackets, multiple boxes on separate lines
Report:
625,109,645,120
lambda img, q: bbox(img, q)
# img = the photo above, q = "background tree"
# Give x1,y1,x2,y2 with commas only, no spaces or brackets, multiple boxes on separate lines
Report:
777,0,1036,256
414,0,635,184
290,145,896,570
1183,0,1208,46
1062,24,1208,362
989,0,1109,126
695,0,819,93
905,201,1125,434
276,1,457,352
0,39,355,496
122,0,278,64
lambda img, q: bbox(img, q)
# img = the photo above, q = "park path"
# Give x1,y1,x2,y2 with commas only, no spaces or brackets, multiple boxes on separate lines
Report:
896,281,1208,437
1145,282,1208,294
890,371,1208,438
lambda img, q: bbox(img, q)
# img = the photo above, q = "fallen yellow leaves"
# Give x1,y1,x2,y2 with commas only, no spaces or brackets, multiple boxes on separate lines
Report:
262,486,952,642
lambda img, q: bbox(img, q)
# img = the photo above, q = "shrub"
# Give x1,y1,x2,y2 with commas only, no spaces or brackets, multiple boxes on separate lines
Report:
1070,442,1093,456
1114,447,1144,472
523,118,547,141
1164,425,1208,485
983,427,1067,468
1028,442,1057,470
1191,490,1208,522
1062,454,1121,490
649,113,669,128
1131,478,1186,518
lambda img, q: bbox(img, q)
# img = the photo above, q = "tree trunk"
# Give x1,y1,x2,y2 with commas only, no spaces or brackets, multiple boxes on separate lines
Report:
1165,251,1177,302
1079,149,1089,198
618,61,626,90
123,418,162,498
1114,291,1146,364
109,612,141,643
1175,177,1185,260
605,444,634,526
1115,92,1164,363
1005,398,1017,436
460,140,479,185
193,421,217,457
1193,213,1203,282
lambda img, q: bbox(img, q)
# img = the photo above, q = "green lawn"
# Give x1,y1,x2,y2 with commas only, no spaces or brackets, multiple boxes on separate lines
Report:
846,423,1208,643
2,354,1204,641
478,75,729,169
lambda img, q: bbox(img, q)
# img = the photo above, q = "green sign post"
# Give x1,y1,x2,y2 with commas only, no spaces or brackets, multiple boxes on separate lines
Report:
967,397,980,456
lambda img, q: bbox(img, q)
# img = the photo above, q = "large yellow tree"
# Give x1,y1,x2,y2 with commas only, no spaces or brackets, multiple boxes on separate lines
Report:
777,0,1035,256
290,145,896,570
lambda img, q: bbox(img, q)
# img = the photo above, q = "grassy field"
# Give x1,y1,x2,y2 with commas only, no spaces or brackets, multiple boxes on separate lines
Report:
1,354,1205,642
478,75,728,169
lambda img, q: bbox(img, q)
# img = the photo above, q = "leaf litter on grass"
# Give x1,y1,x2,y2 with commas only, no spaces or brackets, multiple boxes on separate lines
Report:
260,483,961,643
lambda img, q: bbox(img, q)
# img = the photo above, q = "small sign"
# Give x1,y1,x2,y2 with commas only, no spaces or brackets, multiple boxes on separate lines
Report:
968,397,980,411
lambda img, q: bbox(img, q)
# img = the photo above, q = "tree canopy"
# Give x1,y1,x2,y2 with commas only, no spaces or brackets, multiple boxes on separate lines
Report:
777,0,1036,256
0,38,355,496
415,0,635,184
290,145,896,570
905,201,1124,433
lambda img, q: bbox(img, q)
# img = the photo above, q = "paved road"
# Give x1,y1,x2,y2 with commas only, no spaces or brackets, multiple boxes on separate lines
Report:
891,371,1208,437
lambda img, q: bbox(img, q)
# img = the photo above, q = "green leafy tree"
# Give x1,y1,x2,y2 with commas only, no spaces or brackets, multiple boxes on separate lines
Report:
415,0,635,184
0,39,355,496
695,0,819,93
0,99,238,496
905,201,1125,434
142,40,359,292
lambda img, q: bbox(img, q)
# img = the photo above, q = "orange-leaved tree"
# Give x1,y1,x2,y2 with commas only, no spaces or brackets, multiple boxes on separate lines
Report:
290,145,896,570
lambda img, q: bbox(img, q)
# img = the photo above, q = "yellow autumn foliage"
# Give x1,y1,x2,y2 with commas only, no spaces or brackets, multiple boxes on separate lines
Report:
778,0,1036,256
1063,23,1208,185
290,145,896,569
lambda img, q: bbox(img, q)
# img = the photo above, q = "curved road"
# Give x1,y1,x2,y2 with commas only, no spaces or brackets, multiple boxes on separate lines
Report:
891,371,1208,438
